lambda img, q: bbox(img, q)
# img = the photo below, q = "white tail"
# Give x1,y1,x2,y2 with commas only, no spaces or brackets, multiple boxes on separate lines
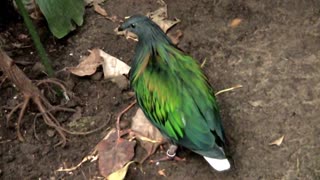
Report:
203,156,231,171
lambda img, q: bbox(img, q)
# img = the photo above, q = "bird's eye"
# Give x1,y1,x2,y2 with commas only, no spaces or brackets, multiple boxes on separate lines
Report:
130,23,136,28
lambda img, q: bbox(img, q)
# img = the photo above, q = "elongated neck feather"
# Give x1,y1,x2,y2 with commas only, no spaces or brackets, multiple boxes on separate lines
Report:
130,24,172,82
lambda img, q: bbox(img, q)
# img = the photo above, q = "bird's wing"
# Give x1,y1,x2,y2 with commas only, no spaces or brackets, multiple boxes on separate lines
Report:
132,44,225,152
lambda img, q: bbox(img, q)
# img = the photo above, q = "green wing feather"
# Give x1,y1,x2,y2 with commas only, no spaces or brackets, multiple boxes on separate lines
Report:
131,43,225,158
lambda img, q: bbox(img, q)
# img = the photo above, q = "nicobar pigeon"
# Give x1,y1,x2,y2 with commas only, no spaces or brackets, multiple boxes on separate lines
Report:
118,15,230,171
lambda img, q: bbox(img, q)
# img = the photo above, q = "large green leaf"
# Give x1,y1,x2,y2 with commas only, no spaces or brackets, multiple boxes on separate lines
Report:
36,0,84,38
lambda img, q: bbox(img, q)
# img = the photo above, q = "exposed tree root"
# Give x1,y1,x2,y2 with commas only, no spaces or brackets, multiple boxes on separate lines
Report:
0,48,106,146
0,75,7,87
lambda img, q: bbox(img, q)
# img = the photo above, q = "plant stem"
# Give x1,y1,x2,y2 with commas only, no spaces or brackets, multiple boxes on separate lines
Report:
14,0,54,77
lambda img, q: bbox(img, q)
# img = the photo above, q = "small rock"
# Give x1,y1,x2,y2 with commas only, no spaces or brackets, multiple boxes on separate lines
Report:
46,129,56,137
32,62,45,75
69,106,82,121
111,75,129,90
120,120,130,129
91,72,103,81
122,91,135,100
249,100,264,107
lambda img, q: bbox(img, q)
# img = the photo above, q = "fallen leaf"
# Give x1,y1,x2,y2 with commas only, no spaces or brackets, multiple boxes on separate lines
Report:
107,161,135,180
93,0,107,16
147,6,181,33
99,49,131,79
167,29,183,45
158,169,167,177
67,49,103,76
114,27,138,41
97,129,136,177
269,135,285,146
116,3,181,40
84,0,106,6
230,18,243,28
131,108,164,162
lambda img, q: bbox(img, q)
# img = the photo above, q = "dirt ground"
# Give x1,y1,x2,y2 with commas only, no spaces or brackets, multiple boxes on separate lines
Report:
1,0,319,179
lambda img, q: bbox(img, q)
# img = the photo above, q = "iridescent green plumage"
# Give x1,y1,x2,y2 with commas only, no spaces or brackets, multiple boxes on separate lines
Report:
119,15,230,169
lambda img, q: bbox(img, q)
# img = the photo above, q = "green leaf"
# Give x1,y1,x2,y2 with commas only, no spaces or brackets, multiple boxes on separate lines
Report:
36,0,84,38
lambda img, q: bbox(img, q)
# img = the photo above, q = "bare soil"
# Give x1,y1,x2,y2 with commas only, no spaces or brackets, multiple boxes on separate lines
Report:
1,0,319,179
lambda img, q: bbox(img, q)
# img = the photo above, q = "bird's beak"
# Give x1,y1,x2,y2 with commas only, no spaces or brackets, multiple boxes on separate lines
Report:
118,24,125,31
118,26,124,31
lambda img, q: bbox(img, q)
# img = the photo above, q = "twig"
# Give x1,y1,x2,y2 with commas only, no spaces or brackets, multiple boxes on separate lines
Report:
215,84,243,96
0,75,7,87
16,95,30,141
6,102,23,125
116,100,136,139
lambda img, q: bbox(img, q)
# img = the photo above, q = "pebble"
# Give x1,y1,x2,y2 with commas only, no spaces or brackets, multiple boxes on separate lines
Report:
91,72,103,81
46,129,56,137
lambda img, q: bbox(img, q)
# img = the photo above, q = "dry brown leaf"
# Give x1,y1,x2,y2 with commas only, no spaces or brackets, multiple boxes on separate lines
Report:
99,49,131,79
147,6,181,33
269,135,285,146
93,1,107,16
158,169,167,177
117,3,181,40
97,129,136,177
84,0,106,6
131,109,164,161
114,27,138,41
230,18,243,28
67,49,102,76
167,29,183,45
107,161,135,180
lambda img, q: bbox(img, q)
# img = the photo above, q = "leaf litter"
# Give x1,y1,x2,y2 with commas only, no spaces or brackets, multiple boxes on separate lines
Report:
57,128,136,179
269,135,285,146
66,48,130,88
146,5,180,33
97,129,136,178
229,18,243,28
131,108,164,162
93,0,107,17
116,1,182,44
66,49,103,76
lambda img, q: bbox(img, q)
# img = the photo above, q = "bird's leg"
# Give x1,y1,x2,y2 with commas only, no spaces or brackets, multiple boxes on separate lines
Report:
166,144,178,158
149,144,186,163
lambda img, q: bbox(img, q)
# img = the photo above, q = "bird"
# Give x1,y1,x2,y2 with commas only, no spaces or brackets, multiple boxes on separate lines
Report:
118,15,230,171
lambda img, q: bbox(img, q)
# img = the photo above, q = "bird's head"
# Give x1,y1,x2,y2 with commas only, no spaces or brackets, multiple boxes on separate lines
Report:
118,15,167,42
118,15,151,36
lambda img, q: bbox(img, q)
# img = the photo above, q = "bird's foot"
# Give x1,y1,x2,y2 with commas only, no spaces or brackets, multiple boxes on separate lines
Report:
149,145,186,163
